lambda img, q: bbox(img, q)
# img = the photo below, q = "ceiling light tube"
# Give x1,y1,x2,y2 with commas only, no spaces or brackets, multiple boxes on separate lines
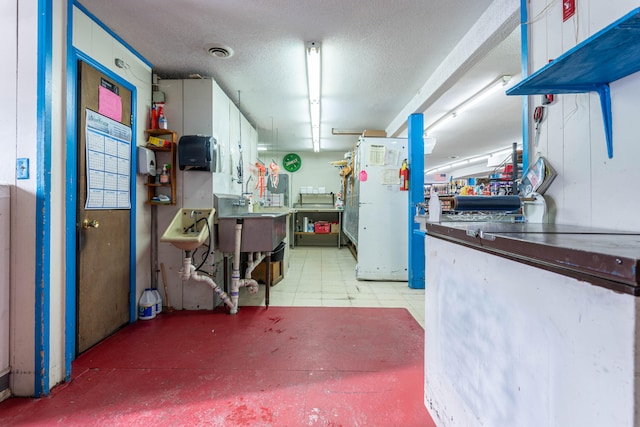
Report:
469,155,490,163
306,41,321,151
451,159,470,168
310,102,320,127
424,75,511,135
455,75,512,115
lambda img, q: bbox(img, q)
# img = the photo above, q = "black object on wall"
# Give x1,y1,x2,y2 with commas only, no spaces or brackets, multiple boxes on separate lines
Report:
178,135,217,171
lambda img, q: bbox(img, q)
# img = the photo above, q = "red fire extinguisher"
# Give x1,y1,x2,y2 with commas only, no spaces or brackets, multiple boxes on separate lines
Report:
399,159,409,191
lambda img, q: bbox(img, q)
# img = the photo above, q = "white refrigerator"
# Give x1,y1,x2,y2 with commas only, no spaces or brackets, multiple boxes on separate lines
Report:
352,137,408,281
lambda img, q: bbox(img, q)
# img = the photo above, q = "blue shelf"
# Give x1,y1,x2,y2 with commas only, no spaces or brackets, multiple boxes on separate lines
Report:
507,7,640,158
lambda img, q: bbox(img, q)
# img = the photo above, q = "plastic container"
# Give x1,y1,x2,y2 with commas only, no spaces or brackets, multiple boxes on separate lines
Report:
314,221,331,234
271,241,286,262
138,288,156,320
152,289,162,315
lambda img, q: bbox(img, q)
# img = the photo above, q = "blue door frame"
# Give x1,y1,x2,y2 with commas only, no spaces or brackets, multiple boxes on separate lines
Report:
31,1,147,394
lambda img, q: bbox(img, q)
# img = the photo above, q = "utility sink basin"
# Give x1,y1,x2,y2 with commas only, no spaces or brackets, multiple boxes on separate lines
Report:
161,208,215,252
217,212,287,253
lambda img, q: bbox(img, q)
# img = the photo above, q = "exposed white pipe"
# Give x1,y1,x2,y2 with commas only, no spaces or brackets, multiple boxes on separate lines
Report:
245,251,266,279
180,256,234,310
229,222,260,314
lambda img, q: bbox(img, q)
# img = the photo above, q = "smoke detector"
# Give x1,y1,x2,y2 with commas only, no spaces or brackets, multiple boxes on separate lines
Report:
205,44,234,58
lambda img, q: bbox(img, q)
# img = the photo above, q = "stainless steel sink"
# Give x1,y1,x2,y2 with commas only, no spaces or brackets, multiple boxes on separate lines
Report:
216,212,287,252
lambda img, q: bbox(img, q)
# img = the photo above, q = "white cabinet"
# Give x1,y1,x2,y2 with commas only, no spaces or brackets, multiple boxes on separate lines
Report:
156,78,257,310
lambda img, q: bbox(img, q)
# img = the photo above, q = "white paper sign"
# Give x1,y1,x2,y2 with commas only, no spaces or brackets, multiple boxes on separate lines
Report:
85,110,132,209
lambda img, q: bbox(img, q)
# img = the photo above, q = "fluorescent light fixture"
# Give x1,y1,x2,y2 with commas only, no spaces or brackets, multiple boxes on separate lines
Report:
306,41,321,151
491,148,513,159
428,145,519,172
310,102,320,126
469,155,490,163
423,112,456,135
456,75,511,115
257,146,268,151
451,159,470,168
424,75,512,135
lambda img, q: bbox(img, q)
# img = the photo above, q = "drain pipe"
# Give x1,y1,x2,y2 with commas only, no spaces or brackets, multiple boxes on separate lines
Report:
245,251,266,279
230,220,260,314
180,255,233,310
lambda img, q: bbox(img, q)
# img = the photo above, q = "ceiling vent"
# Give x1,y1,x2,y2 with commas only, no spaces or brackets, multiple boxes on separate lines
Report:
205,44,234,58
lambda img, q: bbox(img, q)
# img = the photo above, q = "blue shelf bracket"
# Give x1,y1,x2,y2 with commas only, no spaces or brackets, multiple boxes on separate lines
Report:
596,84,613,158
506,7,640,161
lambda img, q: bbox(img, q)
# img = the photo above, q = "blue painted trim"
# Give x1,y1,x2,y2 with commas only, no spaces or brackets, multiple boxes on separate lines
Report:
64,2,77,382
129,94,138,323
73,1,153,69
520,0,529,169
35,0,53,397
407,114,425,289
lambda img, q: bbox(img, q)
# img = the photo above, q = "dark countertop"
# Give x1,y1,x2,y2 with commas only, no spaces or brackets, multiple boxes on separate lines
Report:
425,222,640,295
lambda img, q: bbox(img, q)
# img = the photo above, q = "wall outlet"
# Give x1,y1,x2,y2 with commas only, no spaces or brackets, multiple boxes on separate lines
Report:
16,158,29,179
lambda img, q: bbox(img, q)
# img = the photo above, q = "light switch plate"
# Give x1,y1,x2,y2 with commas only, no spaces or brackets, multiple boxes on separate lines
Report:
16,158,29,179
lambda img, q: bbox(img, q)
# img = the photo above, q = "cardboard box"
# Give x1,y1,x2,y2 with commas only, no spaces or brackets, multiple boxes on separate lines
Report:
330,223,340,234
361,129,387,138
147,136,170,147
252,260,283,285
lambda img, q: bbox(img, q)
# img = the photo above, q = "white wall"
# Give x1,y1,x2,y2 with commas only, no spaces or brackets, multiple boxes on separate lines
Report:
3,2,152,397
9,0,44,397
259,150,344,205
425,237,638,427
529,0,640,231
0,0,18,402
155,78,258,310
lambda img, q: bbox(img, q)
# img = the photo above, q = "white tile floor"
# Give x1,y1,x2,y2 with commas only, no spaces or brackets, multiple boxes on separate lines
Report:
239,246,425,328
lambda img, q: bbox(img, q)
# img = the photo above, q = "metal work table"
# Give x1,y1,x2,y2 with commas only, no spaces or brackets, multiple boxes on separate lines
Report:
291,206,342,249
425,222,640,295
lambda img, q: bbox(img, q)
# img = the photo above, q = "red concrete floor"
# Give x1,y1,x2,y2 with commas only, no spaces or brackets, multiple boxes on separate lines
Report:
0,307,435,426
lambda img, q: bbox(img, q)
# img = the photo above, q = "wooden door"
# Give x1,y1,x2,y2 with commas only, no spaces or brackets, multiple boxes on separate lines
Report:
76,61,132,353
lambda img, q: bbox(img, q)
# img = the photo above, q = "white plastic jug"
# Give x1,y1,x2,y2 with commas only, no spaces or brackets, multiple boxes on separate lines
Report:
152,289,162,315
138,289,156,320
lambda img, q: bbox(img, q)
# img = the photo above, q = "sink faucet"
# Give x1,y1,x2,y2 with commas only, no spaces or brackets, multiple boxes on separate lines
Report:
189,210,202,232
243,175,254,196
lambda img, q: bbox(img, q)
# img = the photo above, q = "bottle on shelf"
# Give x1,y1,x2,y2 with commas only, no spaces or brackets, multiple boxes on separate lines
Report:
151,104,158,129
157,103,167,130
159,164,169,184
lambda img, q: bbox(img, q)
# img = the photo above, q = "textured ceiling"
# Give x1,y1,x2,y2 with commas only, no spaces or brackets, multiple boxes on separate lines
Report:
79,0,521,170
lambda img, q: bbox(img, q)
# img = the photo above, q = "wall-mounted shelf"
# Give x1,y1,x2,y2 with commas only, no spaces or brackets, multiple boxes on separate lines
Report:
144,129,177,205
507,7,640,159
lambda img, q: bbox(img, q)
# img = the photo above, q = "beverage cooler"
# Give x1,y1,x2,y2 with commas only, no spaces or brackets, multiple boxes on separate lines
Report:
343,138,408,281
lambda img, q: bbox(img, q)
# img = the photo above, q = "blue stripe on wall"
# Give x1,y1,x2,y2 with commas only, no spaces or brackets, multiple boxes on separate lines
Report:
63,2,77,382
35,0,53,397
